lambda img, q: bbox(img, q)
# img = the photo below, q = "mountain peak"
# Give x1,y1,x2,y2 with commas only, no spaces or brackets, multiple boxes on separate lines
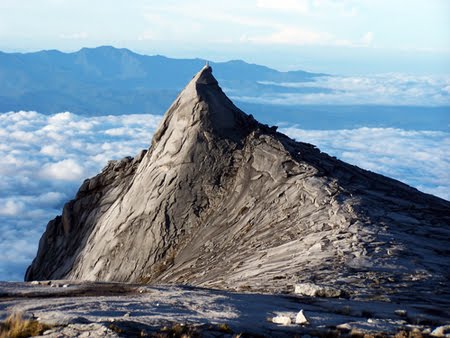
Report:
26,68,450,307
193,64,217,85
152,65,253,147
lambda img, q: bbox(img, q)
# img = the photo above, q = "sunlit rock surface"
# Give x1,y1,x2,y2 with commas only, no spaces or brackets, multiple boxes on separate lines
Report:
1,281,449,337
26,66,450,307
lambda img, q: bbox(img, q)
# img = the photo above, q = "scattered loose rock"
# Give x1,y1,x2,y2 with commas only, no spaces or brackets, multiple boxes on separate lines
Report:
272,315,292,326
1,282,448,337
295,309,308,325
395,309,407,317
337,323,352,332
431,325,450,337
294,283,344,298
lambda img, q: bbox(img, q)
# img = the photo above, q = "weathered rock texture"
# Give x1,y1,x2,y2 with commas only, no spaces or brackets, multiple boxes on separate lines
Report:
26,66,450,304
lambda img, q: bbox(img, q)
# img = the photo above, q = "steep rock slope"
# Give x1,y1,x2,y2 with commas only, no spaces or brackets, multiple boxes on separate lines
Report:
26,66,450,304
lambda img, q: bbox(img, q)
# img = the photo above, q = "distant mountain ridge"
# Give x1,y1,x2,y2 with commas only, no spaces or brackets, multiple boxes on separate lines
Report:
2,46,449,131
0,46,319,116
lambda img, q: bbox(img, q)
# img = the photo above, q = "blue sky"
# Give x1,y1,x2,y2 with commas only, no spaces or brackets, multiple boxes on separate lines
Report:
0,0,449,74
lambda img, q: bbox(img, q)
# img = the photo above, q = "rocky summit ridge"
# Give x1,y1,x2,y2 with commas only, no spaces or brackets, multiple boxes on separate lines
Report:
26,66,450,305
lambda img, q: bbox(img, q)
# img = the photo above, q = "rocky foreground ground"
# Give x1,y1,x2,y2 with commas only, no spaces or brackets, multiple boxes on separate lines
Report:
1,281,449,337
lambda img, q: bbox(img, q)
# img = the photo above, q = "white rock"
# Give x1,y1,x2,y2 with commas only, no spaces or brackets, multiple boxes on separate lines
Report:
62,284,70,288
294,283,343,298
394,309,407,317
431,325,450,337
294,283,319,296
295,309,308,325
31,280,39,285
43,329,56,335
337,323,352,331
272,315,292,326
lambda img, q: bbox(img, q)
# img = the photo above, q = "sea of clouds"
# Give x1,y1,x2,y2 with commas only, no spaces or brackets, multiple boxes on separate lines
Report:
235,73,450,106
1,111,449,281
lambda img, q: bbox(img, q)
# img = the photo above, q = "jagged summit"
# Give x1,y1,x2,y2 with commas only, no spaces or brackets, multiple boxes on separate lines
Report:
26,67,450,305
195,64,217,84
152,65,254,147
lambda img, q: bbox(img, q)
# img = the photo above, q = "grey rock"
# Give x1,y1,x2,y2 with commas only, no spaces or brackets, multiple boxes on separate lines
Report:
431,325,450,337
294,283,344,298
35,323,119,338
336,323,352,332
272,315,292,325
25,66,450,305
1,281,448,337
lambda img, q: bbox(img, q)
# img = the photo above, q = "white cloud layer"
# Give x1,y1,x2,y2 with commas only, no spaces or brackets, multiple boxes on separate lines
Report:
280,126,450,200
40,159,86,181
238,74,450,106
0,111,161,281
0,111,448,281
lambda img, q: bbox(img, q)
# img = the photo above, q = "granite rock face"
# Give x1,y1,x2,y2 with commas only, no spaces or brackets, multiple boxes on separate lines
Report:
26,66,450,303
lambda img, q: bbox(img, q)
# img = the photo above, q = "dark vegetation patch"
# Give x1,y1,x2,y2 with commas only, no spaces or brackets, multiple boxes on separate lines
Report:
0,312,52,338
